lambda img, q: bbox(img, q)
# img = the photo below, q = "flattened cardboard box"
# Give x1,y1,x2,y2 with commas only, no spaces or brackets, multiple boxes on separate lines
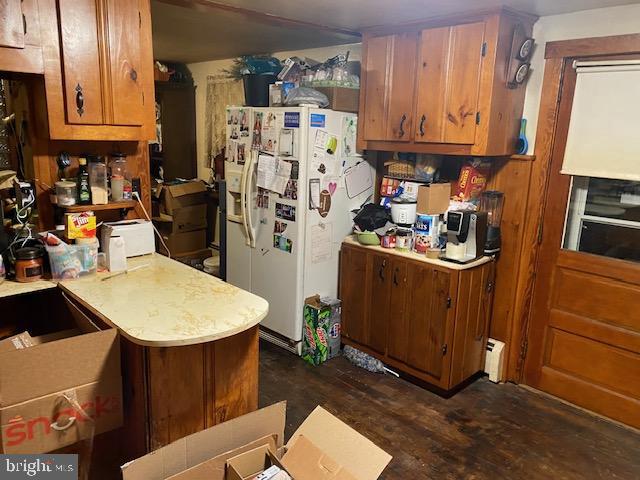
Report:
160,181,207,215
122,401,392,480
0,327,122,454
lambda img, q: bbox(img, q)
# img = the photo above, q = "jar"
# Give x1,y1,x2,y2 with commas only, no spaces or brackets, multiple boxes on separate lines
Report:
395,228,414,251
110,153,129,201
88,155,109,205
55,181,77,206
15,247,44,283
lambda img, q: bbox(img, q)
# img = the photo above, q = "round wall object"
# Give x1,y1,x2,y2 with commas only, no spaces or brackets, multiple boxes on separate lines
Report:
514,63,530,85
517,38,534,60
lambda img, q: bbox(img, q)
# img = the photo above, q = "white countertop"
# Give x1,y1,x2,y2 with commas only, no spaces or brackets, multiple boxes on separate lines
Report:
0,278,57,299
57,254,269,347
343,236,493,270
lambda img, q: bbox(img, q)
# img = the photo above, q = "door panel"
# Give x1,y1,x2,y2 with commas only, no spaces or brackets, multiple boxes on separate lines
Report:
58,0,104,125
387,259,409,362
406,264,450,380
443,22,484,144
339,246,368,346
368,252,391,353
362,35,390,141
414,27,449,143
106,0,145,126
385,33,417,142
0,0,24,48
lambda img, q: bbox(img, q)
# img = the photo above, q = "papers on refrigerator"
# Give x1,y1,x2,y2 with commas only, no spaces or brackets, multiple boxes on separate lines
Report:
257,154,292,195
311,223,333,264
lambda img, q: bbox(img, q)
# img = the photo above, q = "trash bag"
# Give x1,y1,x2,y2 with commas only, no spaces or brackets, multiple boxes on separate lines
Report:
353,203,391,232
284,87,329,107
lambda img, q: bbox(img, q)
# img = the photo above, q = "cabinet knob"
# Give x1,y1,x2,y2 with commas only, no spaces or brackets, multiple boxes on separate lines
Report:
130,69,138,82
393,268,399,286
399,114,407,137
378,259,386,281
419,114,426,137
75,83,85,117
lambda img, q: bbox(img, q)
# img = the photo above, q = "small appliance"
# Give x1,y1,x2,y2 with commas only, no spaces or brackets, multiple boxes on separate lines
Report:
444,210,487,263
390,199,417,226
479,191,504,257
102,219,155,258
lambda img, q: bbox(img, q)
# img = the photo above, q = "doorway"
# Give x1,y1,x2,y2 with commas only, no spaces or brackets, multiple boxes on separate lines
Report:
523,37,640,428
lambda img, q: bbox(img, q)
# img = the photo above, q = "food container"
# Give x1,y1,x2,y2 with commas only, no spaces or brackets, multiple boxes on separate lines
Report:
14,247,44,283
88,155,109,205
427,247,442,259
356,231,380,246
414,231,431,253
45,242,96,279
381,231,396,249
55,181,77,206
390,199,417,226
395,227,414,251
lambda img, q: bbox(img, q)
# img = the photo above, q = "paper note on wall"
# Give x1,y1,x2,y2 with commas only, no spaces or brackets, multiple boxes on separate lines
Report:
311,223,333,264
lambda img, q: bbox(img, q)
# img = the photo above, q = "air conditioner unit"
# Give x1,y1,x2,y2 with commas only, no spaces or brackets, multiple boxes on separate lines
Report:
485,338,505,383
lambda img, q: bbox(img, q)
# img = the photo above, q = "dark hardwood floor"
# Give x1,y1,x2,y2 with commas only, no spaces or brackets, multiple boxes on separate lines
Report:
259,341,640,480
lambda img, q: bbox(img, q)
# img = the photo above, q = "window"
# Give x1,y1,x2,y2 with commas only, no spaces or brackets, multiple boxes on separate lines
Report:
563,177,640,263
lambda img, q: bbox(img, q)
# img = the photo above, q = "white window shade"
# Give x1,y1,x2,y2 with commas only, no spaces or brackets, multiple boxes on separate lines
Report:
561,60,640,181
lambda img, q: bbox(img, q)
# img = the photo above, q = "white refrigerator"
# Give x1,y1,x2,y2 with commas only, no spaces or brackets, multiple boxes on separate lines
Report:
224,106,374,353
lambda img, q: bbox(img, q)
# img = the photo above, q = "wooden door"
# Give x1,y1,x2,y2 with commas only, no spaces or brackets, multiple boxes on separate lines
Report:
58,0,104,125
362,33,416,142
405,263,451,383
387,258,409,362
525,62,640,429
368,252,391,353
414,27,449,143
105,0,145,126
0,0,25,48
443,22,485,144
339,245,369,346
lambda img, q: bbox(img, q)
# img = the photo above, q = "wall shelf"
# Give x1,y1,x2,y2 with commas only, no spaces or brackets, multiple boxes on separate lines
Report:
61,200,137,213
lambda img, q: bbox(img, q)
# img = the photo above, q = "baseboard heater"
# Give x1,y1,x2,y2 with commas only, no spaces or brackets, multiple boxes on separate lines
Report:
484,338,505,383
259,327,301,355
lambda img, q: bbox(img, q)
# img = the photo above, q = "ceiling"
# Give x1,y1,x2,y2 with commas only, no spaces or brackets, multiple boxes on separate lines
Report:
152,0,640,63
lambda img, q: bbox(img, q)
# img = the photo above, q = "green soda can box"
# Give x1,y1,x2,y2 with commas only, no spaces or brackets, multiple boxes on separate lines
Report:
302,295,341,366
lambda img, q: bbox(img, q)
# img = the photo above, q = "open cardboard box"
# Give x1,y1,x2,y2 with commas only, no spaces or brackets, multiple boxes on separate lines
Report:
0,295,123,454
122,401,392,480
159,181,207,216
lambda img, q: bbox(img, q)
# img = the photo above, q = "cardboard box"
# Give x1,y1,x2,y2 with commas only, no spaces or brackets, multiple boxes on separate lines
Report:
158,229,207,256
226,444,287,480
122,401,392,480
159,181,207,216
0,321,122,454
302,296,341,366
313,87,359,113
154,203,207,234
416,183,451,215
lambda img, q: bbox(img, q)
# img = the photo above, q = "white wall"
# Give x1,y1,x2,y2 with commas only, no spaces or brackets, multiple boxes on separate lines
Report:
188,43,362,180
523,4,640,152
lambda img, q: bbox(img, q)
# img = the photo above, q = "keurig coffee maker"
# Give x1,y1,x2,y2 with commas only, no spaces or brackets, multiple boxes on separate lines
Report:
479,191,504,257
444,210,488,263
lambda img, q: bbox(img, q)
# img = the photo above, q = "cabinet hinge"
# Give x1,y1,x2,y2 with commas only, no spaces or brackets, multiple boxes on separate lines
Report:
481,42,487,57
446,296,452,308
475,112,481,125
442,344,448,356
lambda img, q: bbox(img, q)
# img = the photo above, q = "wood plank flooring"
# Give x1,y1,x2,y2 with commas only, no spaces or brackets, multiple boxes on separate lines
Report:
259,341,640,479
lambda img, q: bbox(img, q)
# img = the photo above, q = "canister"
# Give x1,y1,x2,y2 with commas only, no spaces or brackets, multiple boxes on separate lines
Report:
14,247,44,282
395,228,414,251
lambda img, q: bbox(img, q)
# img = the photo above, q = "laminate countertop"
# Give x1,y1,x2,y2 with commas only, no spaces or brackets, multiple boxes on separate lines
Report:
343,235,493,270
58,253,269,347
0,279,57,299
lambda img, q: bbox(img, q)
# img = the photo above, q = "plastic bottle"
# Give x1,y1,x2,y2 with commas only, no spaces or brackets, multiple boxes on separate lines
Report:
77,157,91,205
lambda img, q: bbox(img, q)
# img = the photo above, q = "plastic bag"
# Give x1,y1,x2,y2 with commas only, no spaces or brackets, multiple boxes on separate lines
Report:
353,203,391,232
284,87,329,107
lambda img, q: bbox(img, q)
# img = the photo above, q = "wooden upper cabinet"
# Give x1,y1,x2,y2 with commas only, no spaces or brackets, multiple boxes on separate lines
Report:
362,33,417,143
358,9,537,156
0,0,43,73
105,0,145,126
58,0,104,125
0,0,26,48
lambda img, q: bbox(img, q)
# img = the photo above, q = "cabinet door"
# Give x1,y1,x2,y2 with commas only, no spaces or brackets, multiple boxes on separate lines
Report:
105,0,145,126
406,264,451,382
385,33,417,142
387,259,409,362
362,33,417,142
0,0,25,48
443,22,485,144
368,252,391,353
58,0,104,125
414,27,449,143
339,246,369,345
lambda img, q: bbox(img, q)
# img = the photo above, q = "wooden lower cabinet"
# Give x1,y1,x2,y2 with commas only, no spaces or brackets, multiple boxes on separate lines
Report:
340,242,494,392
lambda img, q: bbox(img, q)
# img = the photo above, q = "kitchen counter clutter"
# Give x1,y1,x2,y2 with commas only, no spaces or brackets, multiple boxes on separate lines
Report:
59,253,268,346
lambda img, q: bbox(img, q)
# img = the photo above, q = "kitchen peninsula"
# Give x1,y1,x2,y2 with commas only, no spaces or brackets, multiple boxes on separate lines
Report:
0,253,268,466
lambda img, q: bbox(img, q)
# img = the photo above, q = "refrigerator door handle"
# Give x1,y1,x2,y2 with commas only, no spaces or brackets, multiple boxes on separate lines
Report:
245,154,257,248
240,153,251,246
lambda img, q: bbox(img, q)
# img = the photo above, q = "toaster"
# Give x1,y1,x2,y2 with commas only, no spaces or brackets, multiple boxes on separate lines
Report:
102,219,155,258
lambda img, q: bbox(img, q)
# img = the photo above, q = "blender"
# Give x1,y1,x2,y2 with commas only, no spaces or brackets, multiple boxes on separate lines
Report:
479,191,504,257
